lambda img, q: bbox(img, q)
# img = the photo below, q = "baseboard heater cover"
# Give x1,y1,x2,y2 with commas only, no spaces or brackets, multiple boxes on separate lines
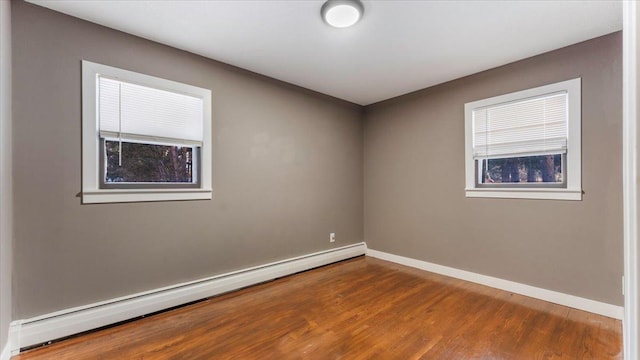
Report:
9,242,367,354
0,342,9,360
366,248,624,320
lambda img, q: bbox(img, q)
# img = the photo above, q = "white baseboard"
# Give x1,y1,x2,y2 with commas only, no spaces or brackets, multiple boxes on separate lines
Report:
11,243,366,353
366,248,624,320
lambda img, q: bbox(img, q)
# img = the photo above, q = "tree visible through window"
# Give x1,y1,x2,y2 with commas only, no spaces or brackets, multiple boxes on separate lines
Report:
480,154,562,185
105,141,195,184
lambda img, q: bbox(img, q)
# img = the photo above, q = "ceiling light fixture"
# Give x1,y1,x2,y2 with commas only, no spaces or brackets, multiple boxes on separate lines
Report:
321,0,364,28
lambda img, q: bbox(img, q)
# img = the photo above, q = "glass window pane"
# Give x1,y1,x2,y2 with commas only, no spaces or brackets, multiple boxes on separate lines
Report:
104,140,195,184
479,154,563,185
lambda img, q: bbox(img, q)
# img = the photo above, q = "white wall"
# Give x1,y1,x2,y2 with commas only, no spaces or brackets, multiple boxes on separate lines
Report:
0,0,13,356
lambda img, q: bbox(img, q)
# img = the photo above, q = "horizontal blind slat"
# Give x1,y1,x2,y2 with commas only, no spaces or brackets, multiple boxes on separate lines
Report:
473,138,567,158
99,131,203,147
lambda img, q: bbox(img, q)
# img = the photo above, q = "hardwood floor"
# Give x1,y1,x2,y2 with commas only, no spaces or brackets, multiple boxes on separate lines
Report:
15,256,622,359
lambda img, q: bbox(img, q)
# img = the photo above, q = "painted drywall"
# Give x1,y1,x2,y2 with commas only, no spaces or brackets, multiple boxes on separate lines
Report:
11,1,363,318
364,32,623,306
0,0,12,350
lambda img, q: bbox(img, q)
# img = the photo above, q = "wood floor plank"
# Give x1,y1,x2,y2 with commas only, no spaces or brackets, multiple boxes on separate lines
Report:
14,256,622,359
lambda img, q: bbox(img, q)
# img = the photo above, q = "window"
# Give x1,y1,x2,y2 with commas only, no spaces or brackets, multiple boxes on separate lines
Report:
82,61,212,203
464,78,581,200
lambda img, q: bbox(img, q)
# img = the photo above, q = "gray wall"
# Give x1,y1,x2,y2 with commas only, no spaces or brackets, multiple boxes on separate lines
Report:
1,0,13,351
12,1,363,318
364,32,623,305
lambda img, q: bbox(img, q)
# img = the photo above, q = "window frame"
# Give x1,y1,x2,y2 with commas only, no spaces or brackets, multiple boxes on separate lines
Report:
464,78,582,201
82,60,212,204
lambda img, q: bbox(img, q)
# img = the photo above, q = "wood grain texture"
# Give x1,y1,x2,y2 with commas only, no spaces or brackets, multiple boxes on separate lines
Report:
14,256,622,359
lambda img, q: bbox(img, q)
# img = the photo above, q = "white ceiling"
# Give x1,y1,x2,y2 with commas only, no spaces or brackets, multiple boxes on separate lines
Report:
28,0,622,105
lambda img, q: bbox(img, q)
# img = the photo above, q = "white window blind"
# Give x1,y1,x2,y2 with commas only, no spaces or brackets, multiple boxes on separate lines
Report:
98,76,204,145
472,92,568,159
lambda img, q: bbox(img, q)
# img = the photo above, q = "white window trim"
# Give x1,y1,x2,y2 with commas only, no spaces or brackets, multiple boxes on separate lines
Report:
82,60,212,204
464,78,582,201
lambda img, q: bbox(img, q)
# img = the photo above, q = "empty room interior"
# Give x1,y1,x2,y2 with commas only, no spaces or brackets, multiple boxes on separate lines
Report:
1,0,640,359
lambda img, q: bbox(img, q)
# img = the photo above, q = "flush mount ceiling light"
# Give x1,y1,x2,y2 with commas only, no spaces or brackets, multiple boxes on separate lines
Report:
321,0,364,28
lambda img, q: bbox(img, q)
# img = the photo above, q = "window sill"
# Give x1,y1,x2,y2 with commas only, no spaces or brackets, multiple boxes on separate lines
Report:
82,188,213,204
465,188,582,201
